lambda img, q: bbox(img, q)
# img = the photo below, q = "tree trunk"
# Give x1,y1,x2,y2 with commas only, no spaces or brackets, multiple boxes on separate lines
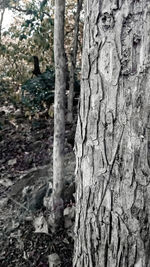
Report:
0,7,5,41
52,0,66,225
67,0,83,123
74,1,150,266
32,56,41,76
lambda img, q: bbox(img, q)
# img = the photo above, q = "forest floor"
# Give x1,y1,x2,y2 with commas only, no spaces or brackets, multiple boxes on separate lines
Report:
0,102,76,267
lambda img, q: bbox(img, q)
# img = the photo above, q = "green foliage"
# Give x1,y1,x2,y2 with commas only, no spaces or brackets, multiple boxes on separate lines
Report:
0,0,82,113
21,69,55,112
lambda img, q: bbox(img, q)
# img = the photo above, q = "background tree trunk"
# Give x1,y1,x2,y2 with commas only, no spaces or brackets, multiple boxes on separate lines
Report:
32,56,41,76
52,0,66,225
74,0,150,266
67,0,83,123
0,7,5,41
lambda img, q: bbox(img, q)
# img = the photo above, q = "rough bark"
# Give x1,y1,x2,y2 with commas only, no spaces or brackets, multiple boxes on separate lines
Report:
67,0,83,123
52,0,66,223
74,0,150,266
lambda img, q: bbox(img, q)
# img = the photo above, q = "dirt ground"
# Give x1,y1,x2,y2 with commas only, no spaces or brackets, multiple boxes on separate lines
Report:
0,104,76,267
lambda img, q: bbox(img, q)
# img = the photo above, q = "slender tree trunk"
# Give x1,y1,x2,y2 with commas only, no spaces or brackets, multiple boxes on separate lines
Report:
74,0,150,266
52,0,66,225
67,0,83,123
0,7,5,41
